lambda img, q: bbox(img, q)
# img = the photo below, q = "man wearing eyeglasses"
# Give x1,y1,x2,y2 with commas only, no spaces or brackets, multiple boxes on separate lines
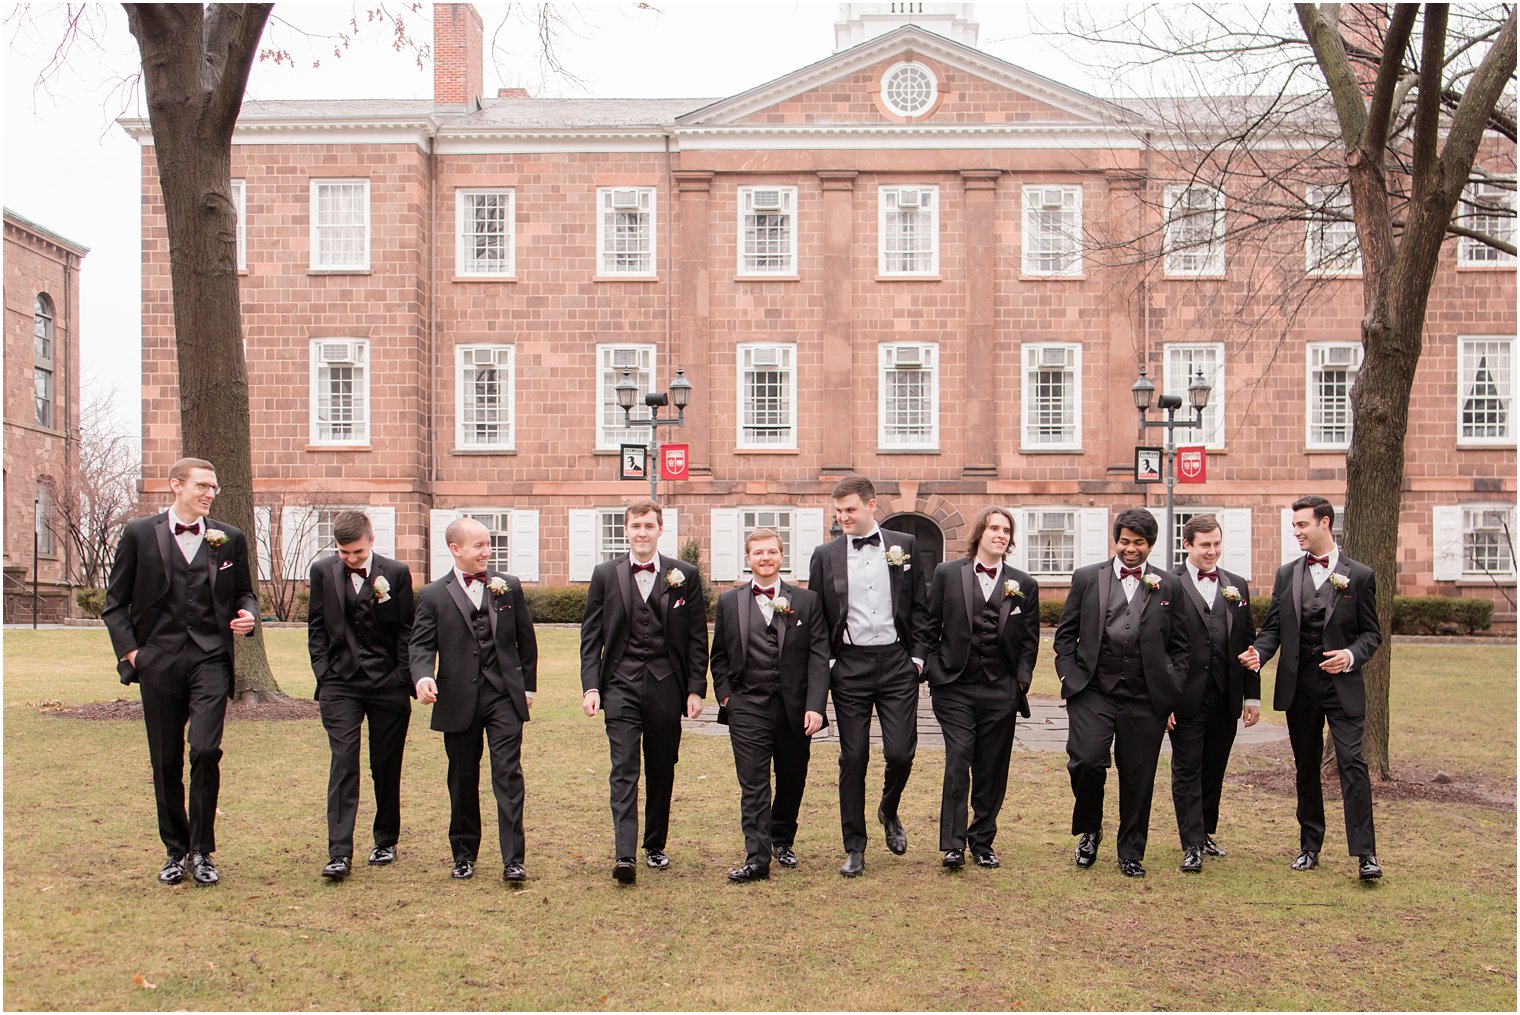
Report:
103,457,259,887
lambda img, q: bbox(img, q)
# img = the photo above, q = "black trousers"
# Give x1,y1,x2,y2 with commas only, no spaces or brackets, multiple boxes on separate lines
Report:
727,690,811,868
1066,681,1166,862
136,643,231,856
318,680,412,859
1168,679,1239,848
603,668,683,859
442,683,526,866
832,643,919,853
931,676,1017,853
1286,672,1376,856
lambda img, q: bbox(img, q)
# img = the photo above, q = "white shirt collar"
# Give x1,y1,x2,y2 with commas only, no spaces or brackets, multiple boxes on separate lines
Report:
1185,560,1219,581
629,551,660,569
751,578,780,594
168,506,202,531
1113,557,1145,580
455,566,487,587
1308,545,1341,569
848,525,882,550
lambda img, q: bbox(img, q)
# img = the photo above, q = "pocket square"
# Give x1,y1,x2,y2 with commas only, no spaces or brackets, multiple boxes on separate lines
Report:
218,560,234,570
1011,606,1022,615
673,598,685,609
1160,600,1171,606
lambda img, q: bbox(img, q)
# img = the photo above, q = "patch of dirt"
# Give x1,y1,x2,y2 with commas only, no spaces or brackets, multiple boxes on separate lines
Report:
39,695,320,722
1228,739,1515,810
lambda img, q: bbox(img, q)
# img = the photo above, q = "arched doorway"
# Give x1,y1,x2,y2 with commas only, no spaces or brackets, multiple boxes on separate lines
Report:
882,513,945,577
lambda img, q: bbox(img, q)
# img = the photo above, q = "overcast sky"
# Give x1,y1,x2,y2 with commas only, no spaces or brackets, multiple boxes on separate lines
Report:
3,3,1120,440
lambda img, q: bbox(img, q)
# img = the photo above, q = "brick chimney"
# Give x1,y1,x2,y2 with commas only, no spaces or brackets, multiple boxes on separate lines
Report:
433,3,483,109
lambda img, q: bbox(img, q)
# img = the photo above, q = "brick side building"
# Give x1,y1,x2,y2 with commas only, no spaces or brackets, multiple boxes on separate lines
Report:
4,209,87,621
124,4,1517,623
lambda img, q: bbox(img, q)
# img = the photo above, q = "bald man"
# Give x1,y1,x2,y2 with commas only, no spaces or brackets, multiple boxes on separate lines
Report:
410,517,538,883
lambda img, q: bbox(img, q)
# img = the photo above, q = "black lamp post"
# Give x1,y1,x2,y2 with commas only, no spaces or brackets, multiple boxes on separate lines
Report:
617,365,692,502
1132,365,1213,568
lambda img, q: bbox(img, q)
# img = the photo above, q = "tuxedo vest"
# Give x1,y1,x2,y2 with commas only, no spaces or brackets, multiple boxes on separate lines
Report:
1297,567,1334,686
1096,569,1146,695
155,540,221,654
966,580,1010,682
616,574,675,682
1199,594,1229,692
740,593,782,695
471,603,508,693
331,573,395,687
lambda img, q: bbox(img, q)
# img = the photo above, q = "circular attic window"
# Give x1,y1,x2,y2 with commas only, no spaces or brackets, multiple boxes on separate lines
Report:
881,61,937,117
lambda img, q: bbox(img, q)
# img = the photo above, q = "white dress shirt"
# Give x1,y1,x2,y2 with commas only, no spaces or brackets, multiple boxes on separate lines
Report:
973,559,1000,601
844,527,896,646
456,568,485,609
630,553,659,601
751,581,777,626
1112,557,1142,602
168,507,206,564
348,554,372,595
1185,560,1219,609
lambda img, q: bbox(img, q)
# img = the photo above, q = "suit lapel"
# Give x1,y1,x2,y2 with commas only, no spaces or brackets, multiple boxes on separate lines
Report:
326,555,346,637
775,581,789,653
444,572,476,629
616,555,633,617
1096,559,1112,624
831,538,848,626
485,572,501,638
737,581,752,650
1178,566,1210,624
1221,570,1236,637
155,513,173,583
205,520,220,594
1291,556,1306,619
960,560,977,634
996,564,1015,636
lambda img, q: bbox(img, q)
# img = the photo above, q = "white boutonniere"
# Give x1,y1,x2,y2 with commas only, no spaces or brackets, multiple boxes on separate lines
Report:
488,576,509,597
1329,572,1349,592
665,568,685,588
771,595,794,617
372,575,392,604
1142,572,1162,591
204,528,229,548
1221,584,1242,604
884,546,909,567
1004,579,1023,600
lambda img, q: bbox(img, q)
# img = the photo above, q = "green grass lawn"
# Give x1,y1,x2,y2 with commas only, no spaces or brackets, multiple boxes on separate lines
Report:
3,628,1515,1011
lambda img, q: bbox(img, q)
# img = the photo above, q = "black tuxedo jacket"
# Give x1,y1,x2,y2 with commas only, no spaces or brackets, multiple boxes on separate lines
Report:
579,554,709,703
1052,558,1189,716
307,552,415,698
709,581,830,730
1252,554,1382,716
923,558,1040,718
409,569,537,732
1169,564,1258,720
806,529,931,660
103,511,259,690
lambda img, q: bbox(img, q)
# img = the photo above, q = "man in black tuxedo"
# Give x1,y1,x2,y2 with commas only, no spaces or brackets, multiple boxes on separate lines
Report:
1054,507,1189,878
1241,496,1384,880
103,457,258,886
806,475,930,877
580,500,708,884
1166,514,1257,873
710,527,830,882
307,510,415,881
924,506,1039,870
410,517,538,883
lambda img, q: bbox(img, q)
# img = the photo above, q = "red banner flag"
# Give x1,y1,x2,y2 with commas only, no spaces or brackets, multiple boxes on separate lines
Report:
1177,446,1207,484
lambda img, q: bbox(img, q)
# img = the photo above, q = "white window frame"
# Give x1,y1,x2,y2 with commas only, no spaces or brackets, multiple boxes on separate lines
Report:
1457,335,1516,446
878,185,940,276
459,509,513,572
1008,507,1108,581
1305,342,1363,450
455,188,516,278
596,344,657,451
1461,505,1516,578
308,338,371,446
736,343,797,450
1457,177,1517,268
737,507,797,577
1162,184,1225,277
1305,184,1361,276
880,60,938,117
597,187,657,277
455,344,516,451
35,482,54,557
878,342,940,451
1021,184,1083,277
1163,343,1226,450
737,185,798,277
309,178,371,272
429,507,539,582
1021,343,1082,451
231,178,247,271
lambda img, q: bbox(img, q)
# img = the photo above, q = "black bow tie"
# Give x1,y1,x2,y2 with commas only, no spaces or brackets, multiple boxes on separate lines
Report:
1120,566,1143,580
174,522,200,536
752,586,775,600
975,563,999,578
632,561,657,574
463,571,489,587
1306,554,1331,568
1196,570,1218,582
851,532,881,550
345,566,368,579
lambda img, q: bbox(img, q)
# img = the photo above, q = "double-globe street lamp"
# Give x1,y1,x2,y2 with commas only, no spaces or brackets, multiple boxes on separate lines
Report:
615,366,693,502
1131,365,1213,569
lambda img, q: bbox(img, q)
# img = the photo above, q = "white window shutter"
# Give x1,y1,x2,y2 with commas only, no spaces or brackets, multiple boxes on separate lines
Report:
508,509,540,582
430,508,462,580
791,508,827,578
1006,509,1030,573
369,506,397,560
568,509,598,582
1280,508,1299,565
253,506,272,581
1079,507,1109,566
1431,506,1464,581
1218,507,1252,580
710,509,741,582
281,506,318,580
658,507,679,558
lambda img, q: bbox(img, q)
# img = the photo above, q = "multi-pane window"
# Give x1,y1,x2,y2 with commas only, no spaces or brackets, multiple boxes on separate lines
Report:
739,508,794,574
1026,509,1076,575
231,179,246,270
461,510,512,571
456,189,515,277
309,339,370,445
34,369,54,429
597,344,656,449
597,509,629,564
310,179,370,271
1163,185,1225,276
1305,184,1361,275
1021,185,1083,276
35,482,54,556
1458,336,1515,444
456,345,515,450
1306,343,1363,449
1163,344,1225,449
1169,507,1221,566
879,186,939,276
1457,179,1516,267
737,344,796,448
597,187,656,276
880,61,937,117
738,186,797,276
1463,506,1515,577
878,343,939,449
33,293,53,429
1021,343,1082,450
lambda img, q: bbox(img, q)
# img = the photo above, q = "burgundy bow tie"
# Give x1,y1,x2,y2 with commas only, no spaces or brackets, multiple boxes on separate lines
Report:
632,561,657,574
463,571,489,587
1196,570,1219,582
975,563,999,578
345,566,368,579
1306,554,1331,568
174,522,200,536
752,586,775,600
1120,566,1143,580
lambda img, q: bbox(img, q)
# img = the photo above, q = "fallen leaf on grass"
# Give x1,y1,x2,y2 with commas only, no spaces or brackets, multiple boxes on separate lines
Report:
132,973,156,990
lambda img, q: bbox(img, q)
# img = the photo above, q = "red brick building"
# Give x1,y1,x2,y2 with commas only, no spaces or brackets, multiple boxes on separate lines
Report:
124,4,1516,621
4,209,87,621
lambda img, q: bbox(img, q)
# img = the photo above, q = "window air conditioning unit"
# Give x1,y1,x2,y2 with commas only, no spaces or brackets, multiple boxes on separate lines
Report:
319,341,358,364
610,189,642,210
1039,346,1070,368
890,345,924,368
1038,511,1072,532
895,189,922,209
1040,188,1066,209
751,189,784,211
750,347,780,368
1326,346,1356,366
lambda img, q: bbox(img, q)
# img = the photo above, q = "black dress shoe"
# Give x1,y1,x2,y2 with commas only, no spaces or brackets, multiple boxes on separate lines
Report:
974,850,1001,869
878,808,908,855
942,849,966,869
1075,830,1102,869
1202,835,1226,858
726,862,771,882
613,858,637,884
158,854,187,885
322,856,352,880
368,845,396,866
502,864,527,883
645,850,670,870
773,845,798,869
1180,847,1203,873
189,852,219,886
451,858,475,880
1118,858,1146,878
1358,854,1383,880
839,850,865,877
1291,850,1319,871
